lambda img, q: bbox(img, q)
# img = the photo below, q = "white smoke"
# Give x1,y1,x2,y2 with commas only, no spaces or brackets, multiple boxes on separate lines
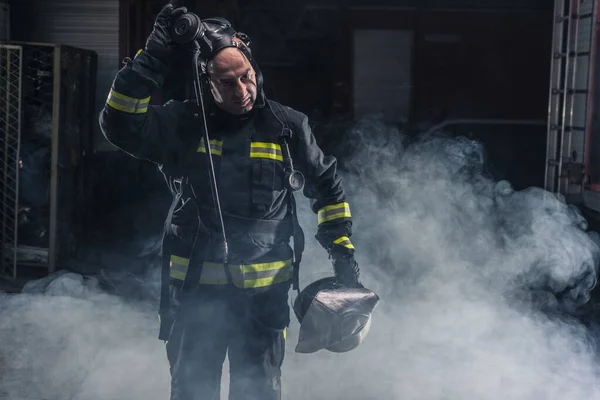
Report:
2,115,600,399
285,115,600,399
0,265,170,400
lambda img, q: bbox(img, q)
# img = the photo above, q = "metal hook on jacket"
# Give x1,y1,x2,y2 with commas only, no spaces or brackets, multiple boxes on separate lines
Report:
280,128,305,192
268,101,305,193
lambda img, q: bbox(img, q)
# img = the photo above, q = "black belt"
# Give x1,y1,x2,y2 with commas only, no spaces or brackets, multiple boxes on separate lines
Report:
200,206,294,239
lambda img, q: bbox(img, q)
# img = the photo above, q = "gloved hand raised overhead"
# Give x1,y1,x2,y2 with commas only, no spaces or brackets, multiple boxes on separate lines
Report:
127,4,190,86
144,4,189,65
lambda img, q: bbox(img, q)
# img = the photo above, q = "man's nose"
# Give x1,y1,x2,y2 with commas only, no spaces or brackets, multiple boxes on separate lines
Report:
234,81,247,97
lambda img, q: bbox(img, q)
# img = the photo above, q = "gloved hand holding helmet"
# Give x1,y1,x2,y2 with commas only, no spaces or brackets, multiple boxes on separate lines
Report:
296,231,378,354
330,247,362,287
316,232,362,287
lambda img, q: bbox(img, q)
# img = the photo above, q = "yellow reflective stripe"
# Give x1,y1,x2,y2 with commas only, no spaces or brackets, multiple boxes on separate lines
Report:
283,328,287,341
106,89,150,114
244,272,291,289
171,255,189,267
250,152,283,161
241,259,293,289
170,270,186,280
250,142,283,161
318,202,351,225
240,259,291,273
197,138,223,156
333,236,354,249
169,255,189,280
135,49,143,57
251,142,281,151
169,256,293,288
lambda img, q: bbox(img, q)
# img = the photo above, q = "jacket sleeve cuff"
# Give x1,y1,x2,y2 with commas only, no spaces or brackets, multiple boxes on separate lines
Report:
315,223,355,255
127,50,167,90
317,201,352,226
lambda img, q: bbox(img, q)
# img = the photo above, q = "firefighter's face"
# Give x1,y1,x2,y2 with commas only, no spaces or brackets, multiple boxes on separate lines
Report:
208,47,257,115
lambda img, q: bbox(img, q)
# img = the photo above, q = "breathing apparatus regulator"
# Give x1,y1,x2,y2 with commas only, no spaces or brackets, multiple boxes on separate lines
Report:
171,12,205,44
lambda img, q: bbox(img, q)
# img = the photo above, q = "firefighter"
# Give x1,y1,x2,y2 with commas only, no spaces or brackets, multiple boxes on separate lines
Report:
99,4,360,400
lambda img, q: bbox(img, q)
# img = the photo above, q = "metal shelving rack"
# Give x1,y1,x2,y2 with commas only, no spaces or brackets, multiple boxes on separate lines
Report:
0,42,97,279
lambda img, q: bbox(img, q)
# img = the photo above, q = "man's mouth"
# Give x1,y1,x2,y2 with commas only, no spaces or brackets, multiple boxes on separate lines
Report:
237,96,251,107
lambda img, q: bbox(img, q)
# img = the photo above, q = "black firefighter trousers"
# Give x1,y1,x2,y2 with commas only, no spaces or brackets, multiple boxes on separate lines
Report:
165,284,289,400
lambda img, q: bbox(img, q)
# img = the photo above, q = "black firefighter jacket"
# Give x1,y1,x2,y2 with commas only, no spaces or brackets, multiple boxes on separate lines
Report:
99,53,355,339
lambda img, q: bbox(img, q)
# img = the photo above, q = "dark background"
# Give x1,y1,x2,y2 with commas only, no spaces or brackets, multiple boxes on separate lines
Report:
10,0,553,125
114,0,552,123
4,0,555,266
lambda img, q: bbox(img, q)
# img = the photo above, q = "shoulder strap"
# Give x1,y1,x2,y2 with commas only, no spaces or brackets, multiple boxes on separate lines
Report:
288,193,305,292
267,101,305,293
268,100,293,137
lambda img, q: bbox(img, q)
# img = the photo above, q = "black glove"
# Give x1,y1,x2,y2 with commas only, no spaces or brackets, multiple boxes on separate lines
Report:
144,4,188,65
331,250,361,287
129,4,189,86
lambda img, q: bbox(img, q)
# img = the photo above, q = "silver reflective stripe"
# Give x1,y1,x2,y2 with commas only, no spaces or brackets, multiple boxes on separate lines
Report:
106,89,150,114
198,138,223,155
318,202,351,225
244,264,292,281
170,257,293,288
170,255,189,280
238,259,293,288
250,142,283,161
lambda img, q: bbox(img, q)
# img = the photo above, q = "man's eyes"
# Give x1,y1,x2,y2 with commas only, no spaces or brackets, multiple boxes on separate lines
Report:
219,75,251,86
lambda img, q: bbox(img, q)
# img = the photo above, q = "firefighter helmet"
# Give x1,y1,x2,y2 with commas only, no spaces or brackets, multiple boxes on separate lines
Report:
293,277,380,354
